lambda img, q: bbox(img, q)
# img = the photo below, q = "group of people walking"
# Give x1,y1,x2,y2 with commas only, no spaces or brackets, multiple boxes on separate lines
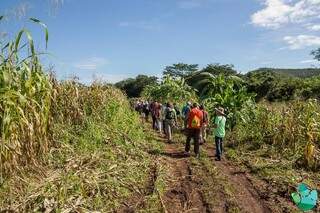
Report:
134,100,226,161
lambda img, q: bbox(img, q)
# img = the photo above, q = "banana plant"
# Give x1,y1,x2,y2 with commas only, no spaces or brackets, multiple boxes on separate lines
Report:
142,75,198,105
192,73,254,128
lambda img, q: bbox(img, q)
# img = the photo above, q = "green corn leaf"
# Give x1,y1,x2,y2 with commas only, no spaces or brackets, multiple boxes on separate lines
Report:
29,18,49,49
1,42,10,52
15,29,35,57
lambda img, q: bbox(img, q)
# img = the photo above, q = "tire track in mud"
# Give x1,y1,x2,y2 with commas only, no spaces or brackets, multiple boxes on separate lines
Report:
159,137,273,213
118,127,288,213
159,143,210,213
203,144,271,213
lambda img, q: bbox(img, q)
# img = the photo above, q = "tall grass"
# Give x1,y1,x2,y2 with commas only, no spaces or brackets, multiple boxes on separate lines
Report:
0,19,162,211
0,19,52,175
229,100,320,170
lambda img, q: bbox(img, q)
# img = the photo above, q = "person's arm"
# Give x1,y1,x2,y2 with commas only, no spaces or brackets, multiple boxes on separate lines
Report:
186,110,190,121
212,117,219,128
200,112,204,127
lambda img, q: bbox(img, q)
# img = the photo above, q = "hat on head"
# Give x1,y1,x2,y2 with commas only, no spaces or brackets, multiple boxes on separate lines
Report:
215,107,225,116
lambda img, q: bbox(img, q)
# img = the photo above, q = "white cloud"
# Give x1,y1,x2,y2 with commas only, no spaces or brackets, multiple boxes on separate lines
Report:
307,24,320,31
251,0,292,28
73,57,109,70
283,35,320,49
251,0,320,29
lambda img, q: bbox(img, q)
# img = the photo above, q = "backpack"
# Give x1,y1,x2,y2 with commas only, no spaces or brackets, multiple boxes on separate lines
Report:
166,109,175,120
182,105,190,117
174,106,180,116
191,115,201,129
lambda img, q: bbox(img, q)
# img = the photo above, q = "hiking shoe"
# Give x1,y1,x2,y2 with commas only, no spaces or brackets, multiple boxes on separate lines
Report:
215,157,221,161
184,151,190,157
196,153,200,159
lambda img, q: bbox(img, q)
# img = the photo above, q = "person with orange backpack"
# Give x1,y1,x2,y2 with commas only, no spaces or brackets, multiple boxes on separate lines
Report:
184,103,203,158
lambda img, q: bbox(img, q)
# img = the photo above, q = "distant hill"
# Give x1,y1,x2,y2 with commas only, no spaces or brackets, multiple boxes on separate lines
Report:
250,68,320,78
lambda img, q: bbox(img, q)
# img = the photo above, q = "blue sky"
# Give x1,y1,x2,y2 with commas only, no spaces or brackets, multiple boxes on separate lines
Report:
1,0,320,83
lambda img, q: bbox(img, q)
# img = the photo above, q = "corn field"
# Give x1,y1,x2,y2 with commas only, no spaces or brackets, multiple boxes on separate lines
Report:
0,20,140,178
229,100,320,170
0,20,52,175
1,16,320,212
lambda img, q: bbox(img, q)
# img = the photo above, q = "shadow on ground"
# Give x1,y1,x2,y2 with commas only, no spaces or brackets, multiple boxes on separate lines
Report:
148,150,188,159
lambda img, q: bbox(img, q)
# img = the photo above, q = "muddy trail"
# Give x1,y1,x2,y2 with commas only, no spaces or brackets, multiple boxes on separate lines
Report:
155,135,273,213
202,144,271,213
159,142,209,212
119,129,296,213
204,144,297,213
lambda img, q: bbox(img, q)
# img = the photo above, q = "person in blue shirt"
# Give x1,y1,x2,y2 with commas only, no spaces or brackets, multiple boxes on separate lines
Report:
182,101,192,129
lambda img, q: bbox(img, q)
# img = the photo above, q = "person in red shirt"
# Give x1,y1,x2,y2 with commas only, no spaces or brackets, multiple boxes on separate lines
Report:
150,101,160,130
185,103,203,158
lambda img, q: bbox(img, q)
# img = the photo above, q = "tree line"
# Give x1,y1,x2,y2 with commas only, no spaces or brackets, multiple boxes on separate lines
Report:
115,60,320,102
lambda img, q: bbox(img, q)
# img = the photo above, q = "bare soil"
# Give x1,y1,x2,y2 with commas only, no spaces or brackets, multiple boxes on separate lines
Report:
148,133,274,213
119,129,299,213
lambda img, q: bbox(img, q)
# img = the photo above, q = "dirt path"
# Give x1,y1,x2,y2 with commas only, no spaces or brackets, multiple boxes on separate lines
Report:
119,128,293,213
159,140,209,213
157,135,271,213
203,144,271,213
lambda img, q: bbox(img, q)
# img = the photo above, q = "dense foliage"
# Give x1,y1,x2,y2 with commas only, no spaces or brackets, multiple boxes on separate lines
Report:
253,68,320,78
163,63,198,78
311,48,320,62
190,72,252,126
229,100,320,170
2,15,320,211
200,63,238,76
0,19,52,174
0,21,160,211
245,70,320,101
143,75,197,104
115,74,158,98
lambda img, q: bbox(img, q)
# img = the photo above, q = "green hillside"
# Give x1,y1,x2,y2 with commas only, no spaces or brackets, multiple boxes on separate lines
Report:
251,68,320,78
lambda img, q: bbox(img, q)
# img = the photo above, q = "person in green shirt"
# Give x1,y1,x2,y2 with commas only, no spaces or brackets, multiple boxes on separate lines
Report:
213,107,226,161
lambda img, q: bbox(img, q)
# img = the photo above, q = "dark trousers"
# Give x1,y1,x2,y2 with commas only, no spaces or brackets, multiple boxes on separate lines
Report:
185,128,201,154
145,111,149,122
215,136,223,159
